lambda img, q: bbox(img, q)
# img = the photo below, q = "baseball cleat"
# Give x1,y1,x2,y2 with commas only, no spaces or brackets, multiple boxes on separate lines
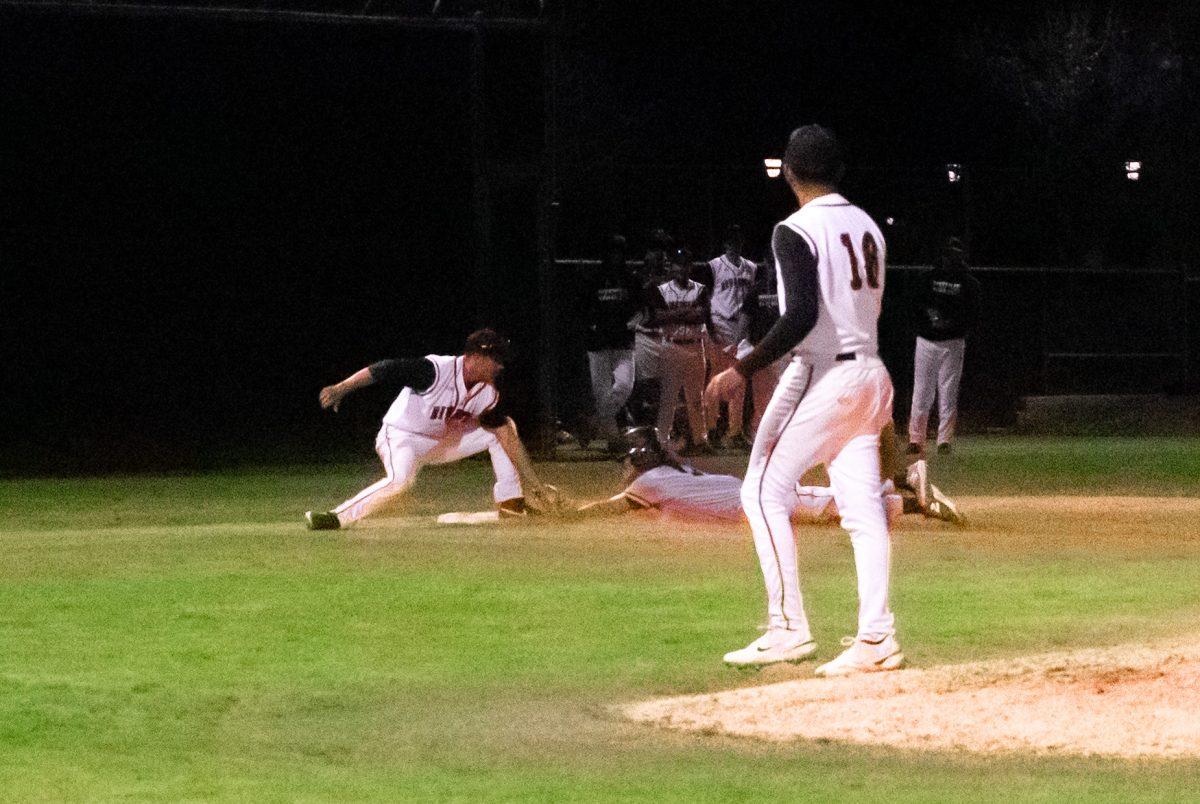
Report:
927,483,966,526
814,634,904,677
937,443,952,457
497,497,544,518
727,433,752,451
906,459,931,511
723,630,817,667
496,498,529,518
305,511,341,531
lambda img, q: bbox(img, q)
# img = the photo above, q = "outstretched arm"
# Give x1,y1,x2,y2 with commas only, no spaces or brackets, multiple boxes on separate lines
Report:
566,494,637,520
319,367,374,412
319,358,435,412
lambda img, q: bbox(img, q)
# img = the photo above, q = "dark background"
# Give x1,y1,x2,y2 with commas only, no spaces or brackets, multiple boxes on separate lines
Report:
2,1,1197,474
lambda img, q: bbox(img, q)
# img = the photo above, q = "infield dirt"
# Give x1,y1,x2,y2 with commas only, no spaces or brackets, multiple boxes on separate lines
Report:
624,635,1200,758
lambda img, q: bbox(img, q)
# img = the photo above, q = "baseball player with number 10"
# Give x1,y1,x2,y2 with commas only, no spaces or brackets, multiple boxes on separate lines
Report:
706,125,901,675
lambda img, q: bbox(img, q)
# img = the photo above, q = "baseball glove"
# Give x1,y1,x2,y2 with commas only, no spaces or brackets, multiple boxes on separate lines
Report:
526,483,576,516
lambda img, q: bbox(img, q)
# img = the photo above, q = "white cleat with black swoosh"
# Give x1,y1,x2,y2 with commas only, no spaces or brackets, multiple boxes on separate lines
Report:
814,634,904,677
723,631,818,667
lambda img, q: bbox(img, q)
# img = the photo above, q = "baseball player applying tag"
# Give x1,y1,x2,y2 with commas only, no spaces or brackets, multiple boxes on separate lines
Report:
304,329,560,530
706,125,902,675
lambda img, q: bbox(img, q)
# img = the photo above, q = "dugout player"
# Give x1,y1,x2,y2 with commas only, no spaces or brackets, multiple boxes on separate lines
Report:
706,124,901,674
628,229,674,402
583,235,639,451
907,237,981,456
304,329,560,530
704,225,758,448
705,243,789,440
650,247,713,455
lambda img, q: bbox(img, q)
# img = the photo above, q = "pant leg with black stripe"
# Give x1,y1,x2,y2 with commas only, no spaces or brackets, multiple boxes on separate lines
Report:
741,357,896,640
333,426,435,525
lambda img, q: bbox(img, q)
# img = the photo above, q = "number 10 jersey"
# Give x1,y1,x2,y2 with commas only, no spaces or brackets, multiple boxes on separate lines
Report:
774,192,887,358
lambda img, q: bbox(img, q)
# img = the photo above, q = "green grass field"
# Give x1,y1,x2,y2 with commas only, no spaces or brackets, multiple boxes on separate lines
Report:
2,437,1198,801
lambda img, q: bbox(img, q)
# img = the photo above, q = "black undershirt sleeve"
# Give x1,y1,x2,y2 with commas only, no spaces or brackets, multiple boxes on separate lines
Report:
477,406,509,429
735,225,819,377
368,357,436,393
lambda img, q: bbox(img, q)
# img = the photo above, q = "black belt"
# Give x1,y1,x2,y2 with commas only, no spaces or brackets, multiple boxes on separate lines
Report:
836,352,856,361
668,338,702,345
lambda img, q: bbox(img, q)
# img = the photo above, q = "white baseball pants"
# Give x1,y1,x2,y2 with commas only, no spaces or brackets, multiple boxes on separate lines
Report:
333,425,522,525
633,331,664,382
791,484,903,528
742,355,896,641
908,336,965,447
657,340,708,444
587,349,635,439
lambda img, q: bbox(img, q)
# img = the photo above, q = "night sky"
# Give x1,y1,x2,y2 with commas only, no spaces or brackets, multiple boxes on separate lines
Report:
2,1,1196,473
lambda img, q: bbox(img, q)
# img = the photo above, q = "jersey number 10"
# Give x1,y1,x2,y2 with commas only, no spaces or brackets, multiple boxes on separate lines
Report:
839,232,881,290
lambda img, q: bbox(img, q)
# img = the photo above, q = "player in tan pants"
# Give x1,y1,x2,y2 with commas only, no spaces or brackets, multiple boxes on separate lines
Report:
650,248,713,455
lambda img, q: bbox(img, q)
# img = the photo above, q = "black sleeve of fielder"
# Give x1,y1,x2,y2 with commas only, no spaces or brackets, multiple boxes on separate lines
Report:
368,357,437,393
477,407,508,429
735,225,819,377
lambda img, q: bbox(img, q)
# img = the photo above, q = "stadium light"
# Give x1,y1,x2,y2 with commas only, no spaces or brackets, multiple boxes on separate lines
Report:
945,163,963,184
763,157,782,179
885,216,896,226
1125,160,1142,181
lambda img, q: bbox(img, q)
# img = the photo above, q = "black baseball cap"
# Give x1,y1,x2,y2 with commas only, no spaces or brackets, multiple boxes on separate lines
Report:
464,328,511,365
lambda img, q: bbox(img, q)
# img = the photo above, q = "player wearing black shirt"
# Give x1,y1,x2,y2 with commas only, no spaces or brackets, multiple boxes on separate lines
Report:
907,238,982,456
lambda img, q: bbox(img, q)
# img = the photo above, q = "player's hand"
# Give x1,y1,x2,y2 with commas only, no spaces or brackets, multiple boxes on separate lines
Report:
319,383,348,412
705,367,745,403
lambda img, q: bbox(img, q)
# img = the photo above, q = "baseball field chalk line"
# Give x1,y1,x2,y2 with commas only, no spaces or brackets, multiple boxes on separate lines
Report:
622,635,1200,758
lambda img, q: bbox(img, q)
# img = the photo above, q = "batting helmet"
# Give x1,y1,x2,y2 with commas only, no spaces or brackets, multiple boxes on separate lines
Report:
622,425,667,471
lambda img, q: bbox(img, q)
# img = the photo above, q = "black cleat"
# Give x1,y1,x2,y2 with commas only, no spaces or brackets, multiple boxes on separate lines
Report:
727,433,752,451
305,511,341,531
905,442,922,456
497,497,530,518
937,443,952,457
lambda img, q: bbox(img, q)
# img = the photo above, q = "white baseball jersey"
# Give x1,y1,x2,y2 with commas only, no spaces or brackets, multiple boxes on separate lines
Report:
623,465,744,522
707,255,757,345
381,354,498,437
656,279,707,341
776,193,886,356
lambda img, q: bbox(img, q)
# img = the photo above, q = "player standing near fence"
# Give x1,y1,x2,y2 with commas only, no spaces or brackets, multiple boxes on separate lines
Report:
583,235,639,452
906,237,981,457
652,247,714,455
706,124,902,674
705,225,757,448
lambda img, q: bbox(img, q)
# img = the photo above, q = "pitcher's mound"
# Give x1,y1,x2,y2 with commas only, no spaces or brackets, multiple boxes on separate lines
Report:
624,638,1200,757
